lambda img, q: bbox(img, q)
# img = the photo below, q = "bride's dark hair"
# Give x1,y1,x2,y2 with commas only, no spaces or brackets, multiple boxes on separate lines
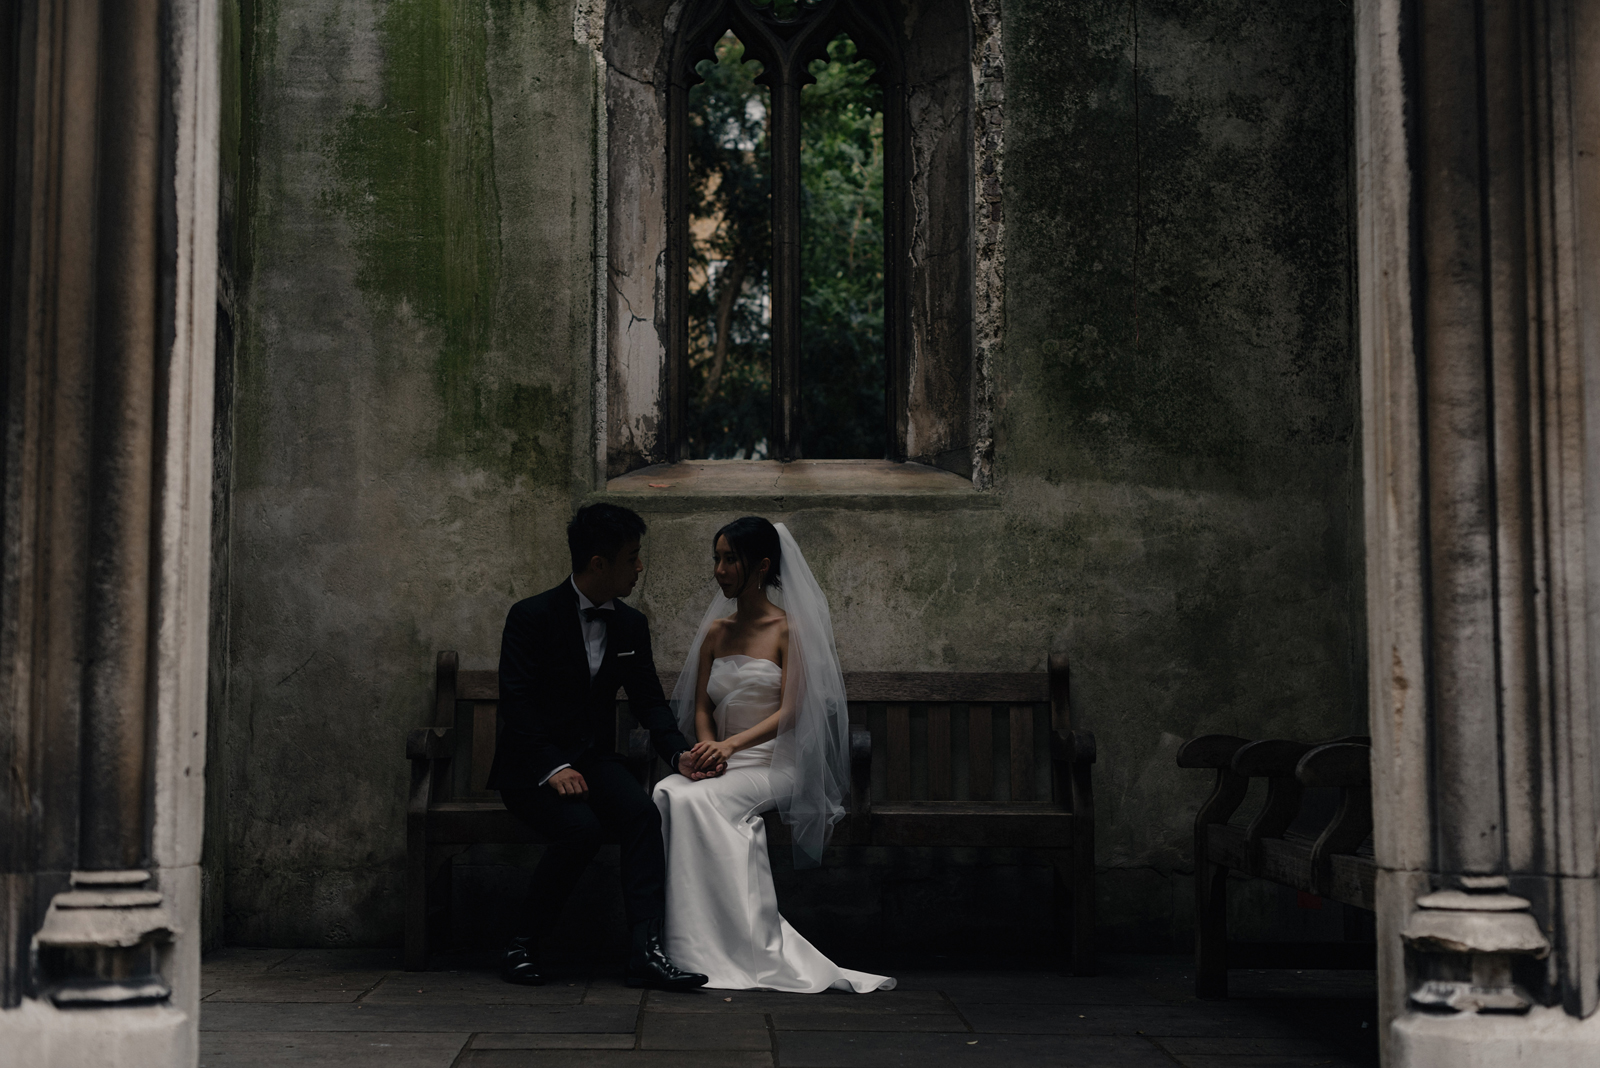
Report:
714,516,782,593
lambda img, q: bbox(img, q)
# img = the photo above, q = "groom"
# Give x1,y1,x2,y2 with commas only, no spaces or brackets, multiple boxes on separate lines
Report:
485,503,711,990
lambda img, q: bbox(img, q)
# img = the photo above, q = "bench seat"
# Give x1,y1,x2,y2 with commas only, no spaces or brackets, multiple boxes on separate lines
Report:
408,651,1096,974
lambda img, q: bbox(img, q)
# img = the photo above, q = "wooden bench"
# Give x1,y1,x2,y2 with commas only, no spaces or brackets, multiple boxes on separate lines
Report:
407,651,1098,974
1177,734,1376,998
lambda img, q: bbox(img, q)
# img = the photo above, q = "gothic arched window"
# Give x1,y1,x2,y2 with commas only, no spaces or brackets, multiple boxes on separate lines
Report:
667,0,906,462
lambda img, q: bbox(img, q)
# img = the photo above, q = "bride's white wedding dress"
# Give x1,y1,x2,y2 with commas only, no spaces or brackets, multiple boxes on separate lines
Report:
652,654,895,993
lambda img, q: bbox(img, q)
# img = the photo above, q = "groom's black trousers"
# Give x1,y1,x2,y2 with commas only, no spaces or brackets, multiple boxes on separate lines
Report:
500,752,665,934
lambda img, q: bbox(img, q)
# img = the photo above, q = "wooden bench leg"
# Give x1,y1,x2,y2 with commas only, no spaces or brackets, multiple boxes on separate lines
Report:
405,830,429,971
1051,849,1096,977
1196,858,1229,998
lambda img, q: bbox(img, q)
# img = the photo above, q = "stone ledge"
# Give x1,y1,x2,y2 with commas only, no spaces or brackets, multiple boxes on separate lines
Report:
1393,1004,1600,1066
598,460,995,513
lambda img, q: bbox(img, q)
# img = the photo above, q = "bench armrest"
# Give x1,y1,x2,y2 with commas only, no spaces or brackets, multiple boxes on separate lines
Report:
1048,728,1096,817
1176,734,1251,770
407,726,454,762
1229,739,1318,873
1298,742,1373,895
1297,742,1371,788
1050,728,1097,766
1178,735,1251,832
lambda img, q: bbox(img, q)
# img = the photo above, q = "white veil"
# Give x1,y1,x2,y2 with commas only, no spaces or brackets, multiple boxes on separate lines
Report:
668,523,851,869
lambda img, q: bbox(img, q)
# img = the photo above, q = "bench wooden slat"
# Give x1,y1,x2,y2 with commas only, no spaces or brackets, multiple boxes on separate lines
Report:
459,669,497,701
1010,705,1034,802
969,705,993,801
870,804,1074,848
1328,851,1378,911
928,704,952,800
1255,834,1316,892
887,704,911,800
471,667,1048,707
470,701,496,794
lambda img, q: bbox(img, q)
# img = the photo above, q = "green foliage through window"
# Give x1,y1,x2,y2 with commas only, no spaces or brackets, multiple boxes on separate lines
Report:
684,32,885,460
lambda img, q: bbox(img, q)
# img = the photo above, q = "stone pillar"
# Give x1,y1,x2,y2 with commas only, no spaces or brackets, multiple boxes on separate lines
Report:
0,0,218,1063
1358,0,1600,1061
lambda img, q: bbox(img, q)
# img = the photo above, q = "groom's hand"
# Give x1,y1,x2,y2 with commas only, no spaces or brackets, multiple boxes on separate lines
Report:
546,768,588,797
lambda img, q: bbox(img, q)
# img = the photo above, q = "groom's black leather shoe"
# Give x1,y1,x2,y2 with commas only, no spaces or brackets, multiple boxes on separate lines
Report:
500,936,546,986
625,918,708,991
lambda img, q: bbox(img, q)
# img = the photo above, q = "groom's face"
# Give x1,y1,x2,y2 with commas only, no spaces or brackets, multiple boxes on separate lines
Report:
592,537,643,601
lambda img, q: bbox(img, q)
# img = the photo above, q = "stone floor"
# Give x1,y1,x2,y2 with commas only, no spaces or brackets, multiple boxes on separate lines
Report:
198,949,1379,1067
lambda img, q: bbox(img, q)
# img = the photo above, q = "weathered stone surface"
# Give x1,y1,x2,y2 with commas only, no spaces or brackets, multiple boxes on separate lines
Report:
360,971,587,1006
195,955,1378,1065
772,1031,1173,1068
200,1002,639,1033
214,0,1363,956
639,1012,771,1050
645,988,948,1015
197,1031,469,1067
463,1054,772,1068
470,1033,637,1049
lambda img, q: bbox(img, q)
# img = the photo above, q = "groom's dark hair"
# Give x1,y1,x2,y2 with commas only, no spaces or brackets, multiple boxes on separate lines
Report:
568,503,648,572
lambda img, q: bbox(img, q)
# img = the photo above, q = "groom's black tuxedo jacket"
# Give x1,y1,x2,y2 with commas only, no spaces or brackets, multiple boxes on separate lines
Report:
484,579,692,792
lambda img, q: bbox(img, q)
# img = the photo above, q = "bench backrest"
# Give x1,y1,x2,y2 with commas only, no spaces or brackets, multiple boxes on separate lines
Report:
431,652,1074,806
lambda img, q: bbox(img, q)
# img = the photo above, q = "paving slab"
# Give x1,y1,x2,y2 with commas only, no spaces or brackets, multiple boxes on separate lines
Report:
202,973,390,1003
1172,1057,1369,1068
272,949,406,972
646,989,948,1014
959,1003,1309,1038
585,979,649,1006
197,1031,468,1067
463,1053,772,1067
199,948,299,980
893,972,1166,1006
200,1001,639,1033
641,1012,772,1050
770,1012,967,1033
773,1031,1174,1068
472,1034,639,1050
1154,1036,1363,1057
1227,971,1378,1000
362,972,585,1006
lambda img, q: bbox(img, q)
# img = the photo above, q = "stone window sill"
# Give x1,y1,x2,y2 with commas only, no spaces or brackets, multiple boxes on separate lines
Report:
598,460,993,512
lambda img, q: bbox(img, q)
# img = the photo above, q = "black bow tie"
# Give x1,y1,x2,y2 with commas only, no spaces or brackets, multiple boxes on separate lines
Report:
582,606,612,623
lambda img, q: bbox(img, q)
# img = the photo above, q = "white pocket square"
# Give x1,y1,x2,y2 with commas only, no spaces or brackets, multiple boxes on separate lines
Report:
617,650,635,658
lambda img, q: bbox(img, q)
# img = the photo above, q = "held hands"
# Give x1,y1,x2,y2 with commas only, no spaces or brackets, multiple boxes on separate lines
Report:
546,767,589,797
682,739,736,779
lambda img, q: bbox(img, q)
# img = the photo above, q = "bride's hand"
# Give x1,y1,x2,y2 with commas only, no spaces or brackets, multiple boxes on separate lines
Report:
688,739,736,770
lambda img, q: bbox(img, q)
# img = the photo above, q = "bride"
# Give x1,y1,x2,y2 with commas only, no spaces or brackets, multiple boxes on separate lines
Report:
651,517,895,993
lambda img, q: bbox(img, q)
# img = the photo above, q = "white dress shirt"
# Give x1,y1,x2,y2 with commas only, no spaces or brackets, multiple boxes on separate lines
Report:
573,576,613,679
540,577,614,786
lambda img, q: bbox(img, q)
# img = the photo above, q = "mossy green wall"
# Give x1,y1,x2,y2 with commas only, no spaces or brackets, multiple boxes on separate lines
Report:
221,0,599,943
220,0,1361,951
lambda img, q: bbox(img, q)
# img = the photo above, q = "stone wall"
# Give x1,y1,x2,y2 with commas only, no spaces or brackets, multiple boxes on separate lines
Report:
212,0,1362,953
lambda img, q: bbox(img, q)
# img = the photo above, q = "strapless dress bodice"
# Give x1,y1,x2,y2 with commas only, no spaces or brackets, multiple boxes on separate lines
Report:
708,655,782,739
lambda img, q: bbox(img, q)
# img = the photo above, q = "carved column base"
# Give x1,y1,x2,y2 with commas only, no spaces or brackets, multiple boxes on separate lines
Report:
33,871,174,1008
1400,881,1549,1017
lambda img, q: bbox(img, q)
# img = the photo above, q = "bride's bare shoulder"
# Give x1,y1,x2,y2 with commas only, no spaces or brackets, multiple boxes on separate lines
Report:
701,617,730,649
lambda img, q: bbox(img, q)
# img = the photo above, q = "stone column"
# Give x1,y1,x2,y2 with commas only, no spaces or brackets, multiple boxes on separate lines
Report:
1358,0,1600,1061
0,0,218,1064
